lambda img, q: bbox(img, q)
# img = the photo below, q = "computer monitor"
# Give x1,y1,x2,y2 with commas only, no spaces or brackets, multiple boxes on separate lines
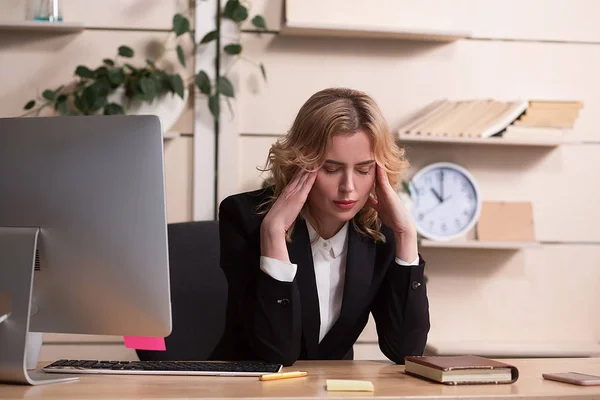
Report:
0,115,172,384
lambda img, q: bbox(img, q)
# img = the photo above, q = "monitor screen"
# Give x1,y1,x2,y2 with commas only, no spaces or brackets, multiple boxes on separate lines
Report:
0,115,171,338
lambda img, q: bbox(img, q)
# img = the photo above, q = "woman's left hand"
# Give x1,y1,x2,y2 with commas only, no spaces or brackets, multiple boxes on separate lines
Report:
367,164,416,236
367,164,418,261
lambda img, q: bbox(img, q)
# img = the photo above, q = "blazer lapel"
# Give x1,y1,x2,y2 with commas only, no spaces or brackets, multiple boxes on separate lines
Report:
287,219,320,358
319,223,375,351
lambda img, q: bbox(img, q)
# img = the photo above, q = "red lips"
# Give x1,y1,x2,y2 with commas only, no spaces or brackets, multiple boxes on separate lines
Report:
333,200,357,210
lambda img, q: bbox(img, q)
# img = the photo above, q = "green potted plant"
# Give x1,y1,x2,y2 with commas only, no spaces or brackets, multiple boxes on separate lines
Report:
22,0,267,123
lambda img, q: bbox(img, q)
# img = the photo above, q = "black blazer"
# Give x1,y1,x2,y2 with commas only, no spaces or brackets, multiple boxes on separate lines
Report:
210,188,430,366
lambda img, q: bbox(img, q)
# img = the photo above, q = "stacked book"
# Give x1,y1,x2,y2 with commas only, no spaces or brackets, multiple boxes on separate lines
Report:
503,100,583,140
398,99,582,140
397,99,528,138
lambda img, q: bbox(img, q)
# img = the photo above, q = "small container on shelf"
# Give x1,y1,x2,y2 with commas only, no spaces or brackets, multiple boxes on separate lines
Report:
33,0,62,22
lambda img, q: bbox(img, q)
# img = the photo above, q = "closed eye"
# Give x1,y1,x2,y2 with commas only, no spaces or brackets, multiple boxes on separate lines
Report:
323,167,373,175
356,166,373,175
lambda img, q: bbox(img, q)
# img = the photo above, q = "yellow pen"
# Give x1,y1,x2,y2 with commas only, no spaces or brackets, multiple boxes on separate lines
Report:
259,371,308,381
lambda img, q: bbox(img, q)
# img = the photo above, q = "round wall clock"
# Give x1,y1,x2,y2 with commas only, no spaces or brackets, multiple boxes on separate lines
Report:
409,162,481,241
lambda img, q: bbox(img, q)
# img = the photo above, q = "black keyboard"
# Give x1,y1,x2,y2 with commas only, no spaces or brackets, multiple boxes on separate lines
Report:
43,359,283,376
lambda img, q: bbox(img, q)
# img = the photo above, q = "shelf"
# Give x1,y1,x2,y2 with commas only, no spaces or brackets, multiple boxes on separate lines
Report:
0,20,84,33
280,21,471,42
425,341,600,358
398,134,580,147
419,240,540,250
163,132,181,140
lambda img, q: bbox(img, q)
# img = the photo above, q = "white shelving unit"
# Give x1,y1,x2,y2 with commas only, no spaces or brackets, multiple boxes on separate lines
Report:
398,134,579,147
0,20,84,33
280,21,471,42
419,240,540,250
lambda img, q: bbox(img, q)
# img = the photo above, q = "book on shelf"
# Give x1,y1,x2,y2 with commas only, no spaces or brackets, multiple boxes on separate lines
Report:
512,99,583,129
398,99,528,139
398,98,583,141
528,100,584,109
523,107,580,120
513,119,574,129
404,355,519,385
501,125,570,140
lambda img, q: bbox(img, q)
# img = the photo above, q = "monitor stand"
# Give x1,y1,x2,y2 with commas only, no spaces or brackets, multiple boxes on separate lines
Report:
0,227,79,385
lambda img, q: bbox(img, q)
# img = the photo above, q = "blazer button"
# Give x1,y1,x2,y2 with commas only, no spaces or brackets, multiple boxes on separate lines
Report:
411,281,421,290
277,298,290,307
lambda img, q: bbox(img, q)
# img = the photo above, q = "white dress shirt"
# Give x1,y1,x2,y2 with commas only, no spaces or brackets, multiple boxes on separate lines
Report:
260,221,419,343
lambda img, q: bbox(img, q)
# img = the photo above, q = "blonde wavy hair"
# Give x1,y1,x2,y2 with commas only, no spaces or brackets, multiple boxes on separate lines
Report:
259,87,409,242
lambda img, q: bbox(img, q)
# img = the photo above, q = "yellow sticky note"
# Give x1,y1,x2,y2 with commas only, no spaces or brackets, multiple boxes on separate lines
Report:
326,379,374,392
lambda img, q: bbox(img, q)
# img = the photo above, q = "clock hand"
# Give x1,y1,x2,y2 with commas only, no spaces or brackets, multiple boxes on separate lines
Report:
440,169,445,201
421,204,440,215
430,187,443,203
421,195,454,216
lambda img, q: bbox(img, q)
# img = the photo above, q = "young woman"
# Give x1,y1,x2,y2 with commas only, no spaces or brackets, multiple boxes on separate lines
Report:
211,88,430,366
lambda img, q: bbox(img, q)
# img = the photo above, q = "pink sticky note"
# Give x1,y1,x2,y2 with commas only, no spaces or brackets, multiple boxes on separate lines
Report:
124,336,166,351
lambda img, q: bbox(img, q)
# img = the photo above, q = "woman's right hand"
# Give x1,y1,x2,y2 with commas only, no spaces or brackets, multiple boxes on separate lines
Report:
260,169,317,262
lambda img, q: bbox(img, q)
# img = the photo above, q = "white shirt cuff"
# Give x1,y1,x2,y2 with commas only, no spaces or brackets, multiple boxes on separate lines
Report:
395,255,420,266
260,256,298,282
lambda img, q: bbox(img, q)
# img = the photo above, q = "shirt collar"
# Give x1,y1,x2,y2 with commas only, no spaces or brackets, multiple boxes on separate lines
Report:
305,219,349,259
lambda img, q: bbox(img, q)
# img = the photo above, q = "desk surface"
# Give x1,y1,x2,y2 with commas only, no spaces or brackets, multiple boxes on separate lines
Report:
3,358,600,399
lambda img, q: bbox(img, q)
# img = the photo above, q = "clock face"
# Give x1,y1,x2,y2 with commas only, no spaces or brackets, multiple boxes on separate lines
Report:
409,162,481,241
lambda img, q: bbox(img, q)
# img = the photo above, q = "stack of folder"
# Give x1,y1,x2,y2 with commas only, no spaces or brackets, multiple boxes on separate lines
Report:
503,100,583,140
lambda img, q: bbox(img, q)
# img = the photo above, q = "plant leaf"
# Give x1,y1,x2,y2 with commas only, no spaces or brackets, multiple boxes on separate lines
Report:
251,15,267,29
195,70,211,95
231,4,248,22
146,59,156,68
217,76,234,97
94,66,109,78
208,95,220,119
172,13,190,37
223,0,239,19
82,80,110,112
104,103,125,115
224,43,242,55
24,100,36,110
153,70,171,93
42,89,55,101
176,45,186,67
75,65,94,79
108,68,125,87
169,74,185,99
259,63,267,82
138,76,157,101
152,70,169,93
118,45,134,58
74,94,86,114
200,30,218,44
124,63,138,73
103,58,115,66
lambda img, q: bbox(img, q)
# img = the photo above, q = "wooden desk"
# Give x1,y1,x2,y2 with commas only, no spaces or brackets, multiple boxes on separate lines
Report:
2,358,600,399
